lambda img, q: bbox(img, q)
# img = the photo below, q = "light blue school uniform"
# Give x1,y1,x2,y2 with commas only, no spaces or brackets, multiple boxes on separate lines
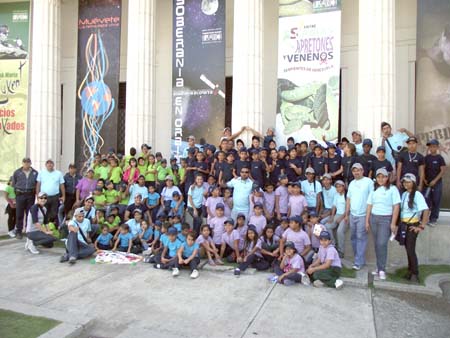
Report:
181,242,199,258
126,219,141,237
128,184,149,205
367,186,401,216
178,233,186,243
160,233,169,246
173,222,182,232
37,169,65,196
97,233,113,246
69,218,92,244
147,192,160,206
118,232,133,247
170,200,185,217
187,185,206,209
227,177,253,212
332,193,346,215
347,177,374,216
400,191,428,220
166,239,182,257
301,180,322,208
322,186,337,209
354,143,363,156
154,229,161,240
139,227,153,241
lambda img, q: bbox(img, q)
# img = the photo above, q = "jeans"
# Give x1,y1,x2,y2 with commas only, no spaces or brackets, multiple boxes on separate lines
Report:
349,215,368,267
15,192,35,233
273,262,303,283
424,181,442,222
156,253,178,269
238,254,270,271
27,231,57,247
64,192,77,216
45,194,60,225
370,214,392,272
325,214,347,254
178,256,200,271
188,206,203,235
66,232,95,259
405,224,420,275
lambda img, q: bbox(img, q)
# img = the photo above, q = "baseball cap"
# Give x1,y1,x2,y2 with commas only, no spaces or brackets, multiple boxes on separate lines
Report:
135,193,142,198
237,213,246,219
167,227,178,235
351,163,363,170
309,210,319,218
254,202,264,209
313,144,323,150
376,146,386,153
165,175,173,181
284,241,297,251
406,136,418,144
85,194,94,201
172,191,180,197
239,147,248,153
87,168,94,173
74,208,84,216
319,230,331,240
401,173,416,183
305,167,315,174
188,147,197,154
363,139,373,147
133,209,143,215
161,158,167,163
327,143,337,149
247,224,258,233
278,174,288,180
224,218,235,225
22,157,31,163
37,192,47,198
352,130,362,136
289,216,302,223
322,173,332,180
215,203,225,210
95,187,103,192
334,180,345,187
426,139,439,146
376,168,389,177
278,146,287,152
187,135,196,140
280,216,289,222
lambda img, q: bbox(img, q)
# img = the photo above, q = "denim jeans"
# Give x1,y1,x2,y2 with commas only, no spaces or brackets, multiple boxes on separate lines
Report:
370,214,392,271
66,232,95,259
424,181,442,222
325,214,347,254
349,215,368,267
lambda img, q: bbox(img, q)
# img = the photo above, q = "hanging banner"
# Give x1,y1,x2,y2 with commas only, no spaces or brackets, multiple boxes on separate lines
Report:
75,0,121,170
416,0,450,209
0,1,29,181
171,0,226,157
276,0,341,145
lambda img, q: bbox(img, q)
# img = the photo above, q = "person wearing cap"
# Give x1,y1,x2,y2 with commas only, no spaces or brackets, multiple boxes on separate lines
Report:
61,207,96,264
35,159,65,228
273,241,309,286
287,182,308,218
373,146,394,183
128,175,148,206
249,149,267,188
11,157,39,239
351,130,364,156
205,185,224,223
307,231,343,289
267,148,285,185
380,122,414,167
399,173,430,283
75,168,97,207
424,139,446,226
154,227,183,276
359,139,377,178
187,175,207,235
324,180,347,257
226,166,254,220
209,203,228,248
396,136,425,191
181,135,198,158
275,174,289,220
63,164,82,216
301,168,323,214
325,142,343,180
285,147,302,182
123,209,145,248
24,192,57,254
248,202,267,236
220,218,242,263
170,191,185,219
344,162,373,270
124,193,150,222
341,143,360,185
160,175,183,217
365,168,401,280
279,216,312,264
320,174,337,223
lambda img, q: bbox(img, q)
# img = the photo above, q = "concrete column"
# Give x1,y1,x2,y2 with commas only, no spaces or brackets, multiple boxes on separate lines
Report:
29,0,61,169
231,0,263,143
358,0,395,145
125,0,156,151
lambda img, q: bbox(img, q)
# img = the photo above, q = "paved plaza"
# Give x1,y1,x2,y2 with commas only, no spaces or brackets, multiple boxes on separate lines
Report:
1,240,449,338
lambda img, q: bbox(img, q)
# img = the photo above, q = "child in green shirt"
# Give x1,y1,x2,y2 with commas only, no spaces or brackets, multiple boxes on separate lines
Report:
93,187,107,209
109,158,123,185
104,180,120,206
95,158,110,180
145,154,158,187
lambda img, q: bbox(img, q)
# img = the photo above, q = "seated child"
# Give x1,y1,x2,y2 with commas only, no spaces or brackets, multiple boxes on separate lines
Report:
94,225,113,251
170,191,185,218
272,241,310,286
139,220,153,252
172,215,183,232
112,224,133,253
104,208,121,233
220,218,242,263
177,232,200,279
307,231,344,289
195,224,223,265
177,223,190,243
274,216,289,238
234,225,270,276
306,211,325,253
260,225,280,266
280,216,312,265
154,227,182,277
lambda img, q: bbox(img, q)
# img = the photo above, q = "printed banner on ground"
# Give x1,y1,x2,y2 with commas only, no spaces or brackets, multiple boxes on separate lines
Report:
416,0,450,209
276,0,341,145
171,0,226,157
0,1,29,181
75,0,121,170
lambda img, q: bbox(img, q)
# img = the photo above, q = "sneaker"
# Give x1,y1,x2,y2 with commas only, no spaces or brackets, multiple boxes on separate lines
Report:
143,256,151,263
283,279,295,286
335,279,344,289
352,264,361,271
142,248,152,256
379,271,386,280
172,268,180,277
234,268,241,276
215,258,224,265
190,269,199,279
69,257,76,265
60,254,69,263
24,238,30,250
268,275,278,283
300,273,311,286
208,259,216,266
8,229,16,238
371,270,379,276
427,221,437,227
28,241,39,254
313,280,325,288
154,264,161,269
16,232,23,240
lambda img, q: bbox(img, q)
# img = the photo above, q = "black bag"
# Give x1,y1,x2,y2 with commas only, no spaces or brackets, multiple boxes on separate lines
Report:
385,138,407,163
395,222,407,246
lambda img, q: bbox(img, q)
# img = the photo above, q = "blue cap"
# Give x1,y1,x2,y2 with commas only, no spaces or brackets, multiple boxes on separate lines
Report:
376,146,386,152
254,202,264,209
247,224,257,233
309,211,319,217
278,146,287,151
426,139,439,146
188,147,196,154
224,218,234,225
239,147,248,152
289,216,302,223
363,139,373,147
319,230,331,240
250,148,260,154
278,174,288,181
281,216,289,222
313,144,323,150
284,241,297,251
167,227,178,235
215,203,225,210
155,220,162,226
237,213,246,219
327,143,337,149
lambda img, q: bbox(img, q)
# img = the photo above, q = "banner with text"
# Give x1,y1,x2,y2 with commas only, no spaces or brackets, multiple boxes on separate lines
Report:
0,1,29,181
75,0,121,170
416,0,450,209
277,0,341,145
172,0,226,157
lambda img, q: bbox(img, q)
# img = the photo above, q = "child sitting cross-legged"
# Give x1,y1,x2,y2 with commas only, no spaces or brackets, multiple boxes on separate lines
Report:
307,230,344,289
94,225,113,251
177,231,201,279
234,225,270,276
271,241,310,286
195,224,223,265
154,227,182,277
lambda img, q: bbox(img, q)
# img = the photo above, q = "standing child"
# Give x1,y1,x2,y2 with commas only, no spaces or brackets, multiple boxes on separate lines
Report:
209,203,227,248
5,177,16,238
220,218,242,262
275,174,289,220
249,185,264,216
146,184,161,222
122,158,140,184
272,241,310,286
235,213,248,250
205,185,224,224
95,225,113,250
196,224,223,265
234,225,270,276
263,183,275,221
222,188,233,217
307,231,344,289
178,232,201,278
248,202,267,235
287,182,308,217
112,224,133,253
145,154,158,188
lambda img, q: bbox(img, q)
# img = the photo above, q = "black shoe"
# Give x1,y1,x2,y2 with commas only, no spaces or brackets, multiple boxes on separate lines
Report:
234,268,241,276
60,254,69,263
410,274,420,284
16,232,23,240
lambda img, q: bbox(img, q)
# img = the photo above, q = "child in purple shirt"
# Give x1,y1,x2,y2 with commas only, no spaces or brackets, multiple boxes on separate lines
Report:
272,241,310,286
220,218,241,262
288,182,308,217
275,216,289,238
234,225,270,275
235,213,248,251
275,175,289,219
196,224,223,266
248,202,267,236
307,230,343,289
209,204,227,246
263,183,275,221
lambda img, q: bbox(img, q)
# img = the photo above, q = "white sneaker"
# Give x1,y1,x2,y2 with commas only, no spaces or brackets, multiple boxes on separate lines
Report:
335,279,344,289
190,269,199,279
142,248,152,256
8,230,16,238
313,280,325,288
172,268,180,277
378,271,386,280
352,265,361,271
28,241,39,254
371,270,379,276
300,273,311,286
24,238,30,250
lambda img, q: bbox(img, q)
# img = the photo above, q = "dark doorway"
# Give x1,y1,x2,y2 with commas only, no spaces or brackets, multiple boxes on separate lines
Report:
117,82,126,155
225,77,232,128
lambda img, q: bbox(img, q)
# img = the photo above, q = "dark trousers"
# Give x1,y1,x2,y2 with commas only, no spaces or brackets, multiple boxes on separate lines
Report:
273,262,303,283
188,206,203,235
15,193,35,233
6,205,16,232
64,193,77,216
405,225,419,275
97,243,112,250
27,231,57,248
156,253,179,269
66,232,95,259
178,256,200,271
45,195,60,225
238,254,270,271
425,181,442,222
310,267,341,287
222,244,239,262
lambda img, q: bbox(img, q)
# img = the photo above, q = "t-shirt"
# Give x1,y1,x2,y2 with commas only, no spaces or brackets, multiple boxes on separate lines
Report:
166,239,182,257
250,160,266,187
398,152,425,179
139,227,154,241
288,194,308,216
118,232,133,248
188,185,206,208
226,177,253,212
301,180,322,208
282,228,311,254
248,214,266,236
283,253,305,273
161,186,182,202
145,163,157,182
354,142,363,156
260,235,280,252
275,185,289,214
109,166,123,184
37,169,65,196
367,186,401,216
373,159,393,174
160,233,169,247
263,191,275,215
104,189,119,204
128,184,149,205
126,219,141,237
221,230,241,250
275,225,288,238
181,242,199,258
147,192,160,206
285,158,302,182
93,194,106,208
424,154,446,183
156,166,172,181
321,186,337,209
359,154,377,177
310,156,326,177
69,218,92,244
244,238,263,257
97,233,113,246
195,235,214,246
385,132,409,166
235,224,248,249
95,165,110,180
347,177,373,217
318,244,342,268
205,196,224,222
326,155,342,174
210,216,227,245
332,193,346,215
5,185,16,199
400,191,429,221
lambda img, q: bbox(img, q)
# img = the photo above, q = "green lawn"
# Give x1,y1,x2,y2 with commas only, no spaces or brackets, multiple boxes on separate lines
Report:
0,235,11,240
0,309,60,338
387,265,450,285
341,265,356,278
